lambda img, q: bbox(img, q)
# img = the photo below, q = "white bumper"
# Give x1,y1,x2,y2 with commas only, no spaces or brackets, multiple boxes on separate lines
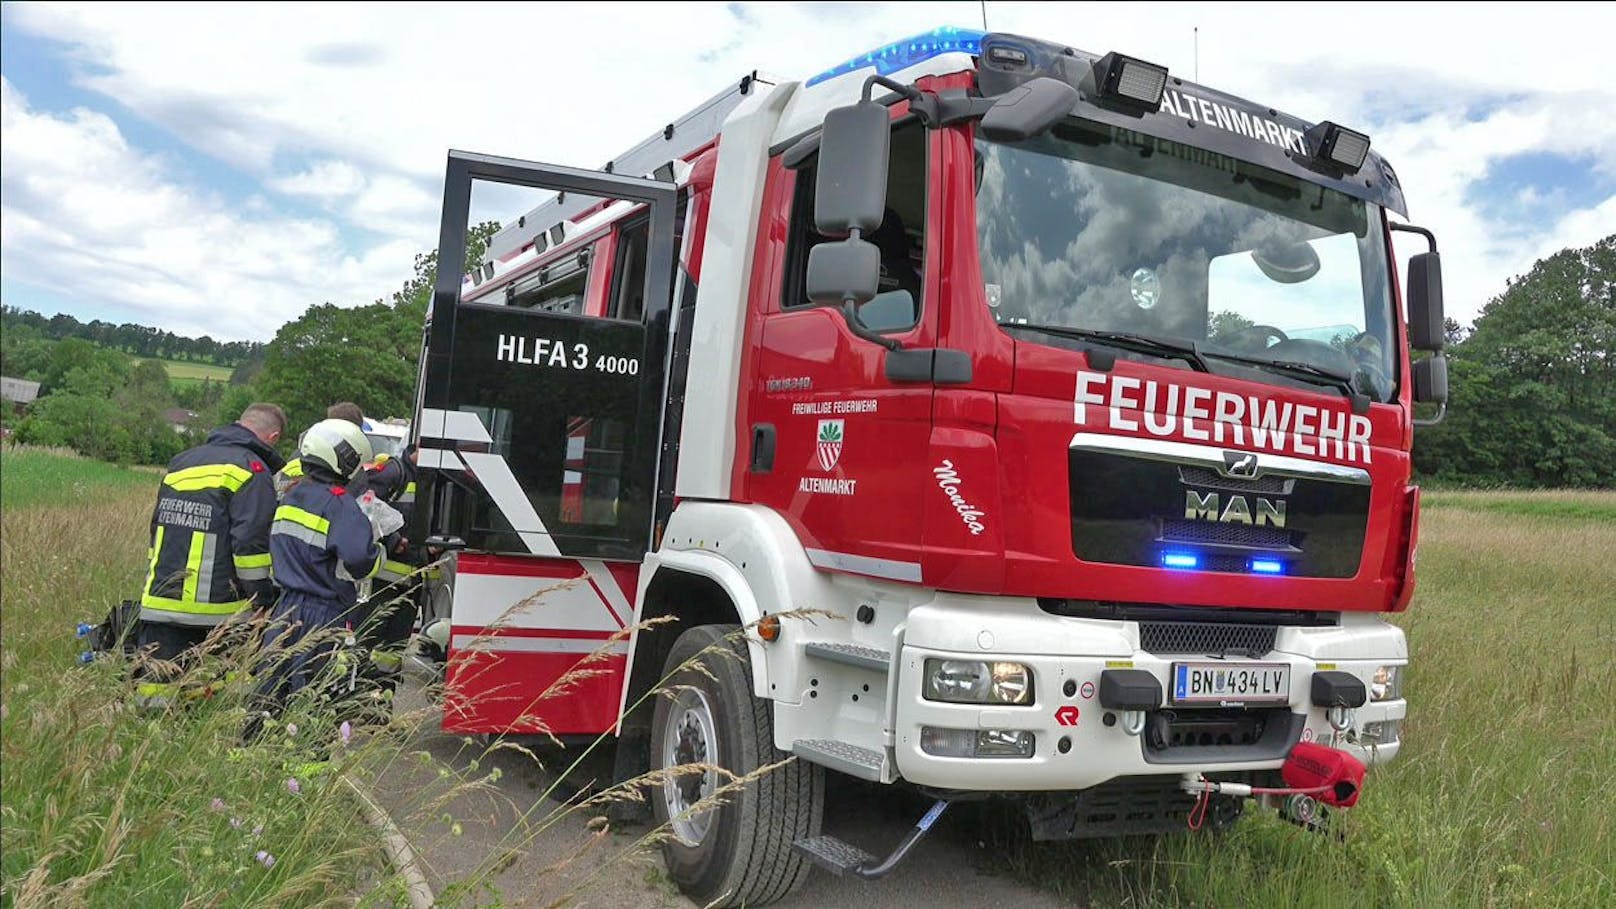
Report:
890,598,1407,791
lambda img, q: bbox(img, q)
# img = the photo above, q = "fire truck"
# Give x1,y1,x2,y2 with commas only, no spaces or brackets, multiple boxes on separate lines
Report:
409,26,1448,906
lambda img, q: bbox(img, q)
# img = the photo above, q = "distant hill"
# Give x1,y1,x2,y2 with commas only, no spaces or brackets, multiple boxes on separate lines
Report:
0,306,263,368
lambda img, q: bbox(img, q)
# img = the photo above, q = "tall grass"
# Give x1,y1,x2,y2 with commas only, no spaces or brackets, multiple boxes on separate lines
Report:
0,446,786,907
993,492,1616,907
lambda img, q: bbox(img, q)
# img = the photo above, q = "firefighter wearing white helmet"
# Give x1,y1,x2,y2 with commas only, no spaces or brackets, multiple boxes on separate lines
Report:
247,419,386,728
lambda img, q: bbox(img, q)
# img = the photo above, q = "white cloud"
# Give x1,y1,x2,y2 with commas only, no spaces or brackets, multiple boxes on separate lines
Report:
0,77,403,341
3,1,1614,338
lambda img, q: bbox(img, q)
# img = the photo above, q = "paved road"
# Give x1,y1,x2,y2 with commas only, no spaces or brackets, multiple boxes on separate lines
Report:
369,664,1079,908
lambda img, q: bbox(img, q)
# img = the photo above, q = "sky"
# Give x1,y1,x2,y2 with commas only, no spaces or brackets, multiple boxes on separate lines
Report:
2,2,1613,343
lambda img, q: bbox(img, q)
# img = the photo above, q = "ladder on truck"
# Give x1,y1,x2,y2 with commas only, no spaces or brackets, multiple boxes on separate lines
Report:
477,73,769,272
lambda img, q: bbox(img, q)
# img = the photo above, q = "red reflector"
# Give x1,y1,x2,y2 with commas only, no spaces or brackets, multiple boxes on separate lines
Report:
250,461,264,473
331,485,346,496
1281,742,1366,808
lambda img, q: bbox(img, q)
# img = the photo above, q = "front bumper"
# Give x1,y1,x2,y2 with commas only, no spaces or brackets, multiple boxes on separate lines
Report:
892,598,1406,791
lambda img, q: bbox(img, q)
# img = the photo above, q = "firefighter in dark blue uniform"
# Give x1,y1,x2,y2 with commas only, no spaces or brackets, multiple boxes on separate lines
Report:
356,443,420,699
134,403,286,709
249,419,385,724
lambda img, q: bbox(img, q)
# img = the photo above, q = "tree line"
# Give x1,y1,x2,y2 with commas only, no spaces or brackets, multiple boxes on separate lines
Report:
0,307,262,366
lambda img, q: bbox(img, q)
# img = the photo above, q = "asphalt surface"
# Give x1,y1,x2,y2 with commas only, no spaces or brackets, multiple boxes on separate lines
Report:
368,661,1080,908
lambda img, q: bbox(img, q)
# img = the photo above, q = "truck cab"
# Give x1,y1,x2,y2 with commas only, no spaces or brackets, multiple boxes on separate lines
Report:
409,26,1447,907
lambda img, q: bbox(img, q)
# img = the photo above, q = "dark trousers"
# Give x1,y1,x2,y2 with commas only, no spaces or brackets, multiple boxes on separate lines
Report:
248,595,359,723
357,579,420,694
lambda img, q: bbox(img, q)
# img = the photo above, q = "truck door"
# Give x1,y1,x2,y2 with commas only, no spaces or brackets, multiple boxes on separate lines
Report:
745,117,939,582
412,152,679,733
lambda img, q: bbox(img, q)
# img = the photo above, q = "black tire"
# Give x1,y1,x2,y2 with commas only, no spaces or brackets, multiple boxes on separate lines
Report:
650,624,824,907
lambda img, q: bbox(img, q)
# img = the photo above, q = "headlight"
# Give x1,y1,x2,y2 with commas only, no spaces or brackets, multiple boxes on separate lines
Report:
923,659,1035,705
1370,665,1403,701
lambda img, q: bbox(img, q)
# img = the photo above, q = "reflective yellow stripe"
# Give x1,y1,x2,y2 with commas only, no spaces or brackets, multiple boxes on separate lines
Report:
274,505,330,534
164,463,253,493
144,526,165,599
404,482,416,494
233,552,272,569
364,545,384,579
183,533,205,603
140,593,251,617
135,682,176,698
283,459,304,477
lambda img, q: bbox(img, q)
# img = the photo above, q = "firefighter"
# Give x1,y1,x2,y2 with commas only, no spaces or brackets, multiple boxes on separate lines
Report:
133,403,286,710
274,402,366,498
355,441,421,706
248,418,385,730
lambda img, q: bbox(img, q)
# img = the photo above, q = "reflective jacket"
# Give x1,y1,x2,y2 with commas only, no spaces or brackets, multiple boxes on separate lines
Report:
140,423,285,626
273,458,304,499
271,471,384,611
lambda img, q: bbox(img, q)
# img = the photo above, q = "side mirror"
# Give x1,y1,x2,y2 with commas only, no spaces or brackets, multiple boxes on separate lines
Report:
1406,250,1444,351
807,239,899,351
979,77,1080,143
814,100,889,237
1412,355,1447,426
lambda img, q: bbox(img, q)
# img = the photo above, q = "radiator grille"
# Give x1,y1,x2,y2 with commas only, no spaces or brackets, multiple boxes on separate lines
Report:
1178,466,1291,495
1161,519,1293,548
1139,621,1278,656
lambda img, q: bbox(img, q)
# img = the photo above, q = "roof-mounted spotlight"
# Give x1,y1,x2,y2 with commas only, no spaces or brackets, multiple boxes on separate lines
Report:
1304,120,1371,173
1091,51,1168,112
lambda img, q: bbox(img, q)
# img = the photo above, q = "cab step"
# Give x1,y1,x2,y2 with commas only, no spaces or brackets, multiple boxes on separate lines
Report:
802,641,890,672
792,739,891,782
793,799,950,880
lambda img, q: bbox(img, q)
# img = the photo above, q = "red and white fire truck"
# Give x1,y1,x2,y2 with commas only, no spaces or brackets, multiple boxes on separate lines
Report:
409,25,1448,906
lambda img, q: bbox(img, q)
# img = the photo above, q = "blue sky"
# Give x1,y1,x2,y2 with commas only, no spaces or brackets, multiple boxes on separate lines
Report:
3,2,1612,342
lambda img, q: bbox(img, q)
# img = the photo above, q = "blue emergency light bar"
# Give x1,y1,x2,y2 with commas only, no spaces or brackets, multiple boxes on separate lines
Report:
1161,552,1200,570
805,26,986,87
1249,558,1286,575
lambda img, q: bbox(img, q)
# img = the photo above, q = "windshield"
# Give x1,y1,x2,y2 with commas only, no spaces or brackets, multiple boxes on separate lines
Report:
974,119,1397,402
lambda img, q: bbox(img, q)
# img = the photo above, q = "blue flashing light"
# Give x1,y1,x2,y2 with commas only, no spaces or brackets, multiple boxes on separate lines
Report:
1250,559,1285,575
1161,552,1200,570
805,26,986,88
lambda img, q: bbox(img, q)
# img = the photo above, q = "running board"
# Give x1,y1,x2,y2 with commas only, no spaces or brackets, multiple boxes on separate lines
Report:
792,739,891,782
794,800,950,880
802,641,890,672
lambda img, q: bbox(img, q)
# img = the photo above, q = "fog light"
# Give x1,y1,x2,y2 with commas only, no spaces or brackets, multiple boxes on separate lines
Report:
920,726,1035,758
1370,665,1402,701
924,659,1034,704
1350,719,1401,747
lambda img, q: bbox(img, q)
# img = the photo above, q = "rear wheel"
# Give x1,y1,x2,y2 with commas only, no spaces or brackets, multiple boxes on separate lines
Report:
650,624,823,907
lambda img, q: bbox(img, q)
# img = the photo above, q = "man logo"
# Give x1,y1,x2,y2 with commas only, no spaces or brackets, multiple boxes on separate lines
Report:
1223,450,1260,479
1185,491,1287,528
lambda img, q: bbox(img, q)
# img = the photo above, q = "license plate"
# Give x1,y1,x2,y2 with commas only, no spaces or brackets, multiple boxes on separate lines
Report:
1172,662,1290,704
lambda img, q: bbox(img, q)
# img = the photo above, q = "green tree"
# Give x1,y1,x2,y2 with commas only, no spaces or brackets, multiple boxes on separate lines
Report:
1415,234,1616,487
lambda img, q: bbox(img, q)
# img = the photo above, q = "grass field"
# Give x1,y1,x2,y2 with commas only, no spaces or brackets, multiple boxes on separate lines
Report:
0,447,399,906
136,357,235,388
3,445,1611,907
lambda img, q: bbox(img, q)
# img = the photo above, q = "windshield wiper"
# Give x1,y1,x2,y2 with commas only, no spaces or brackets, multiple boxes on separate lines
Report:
1201,350,1371,414
998,323,1209,372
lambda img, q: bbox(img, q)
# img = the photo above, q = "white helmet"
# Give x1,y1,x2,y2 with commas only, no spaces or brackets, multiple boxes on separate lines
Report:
298,418,374,481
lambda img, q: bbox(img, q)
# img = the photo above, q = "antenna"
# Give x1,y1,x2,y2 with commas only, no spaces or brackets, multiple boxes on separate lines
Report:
1194,26,1199,82
980,0,989,31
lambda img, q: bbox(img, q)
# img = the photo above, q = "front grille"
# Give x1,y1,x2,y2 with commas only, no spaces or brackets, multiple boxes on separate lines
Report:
1161,519,1294,548
1140,621,1277,656
1179,465,1291,495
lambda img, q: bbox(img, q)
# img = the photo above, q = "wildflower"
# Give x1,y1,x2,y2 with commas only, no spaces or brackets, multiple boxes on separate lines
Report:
286,778,301,794
285,723,298,736
230,817,243,829
252,824,263,838
339,721,352,746
451,822,463,837
255,850,276,869
211,798,227,812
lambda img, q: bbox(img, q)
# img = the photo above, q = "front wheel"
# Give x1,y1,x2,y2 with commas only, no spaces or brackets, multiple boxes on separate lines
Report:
649,624,824,907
